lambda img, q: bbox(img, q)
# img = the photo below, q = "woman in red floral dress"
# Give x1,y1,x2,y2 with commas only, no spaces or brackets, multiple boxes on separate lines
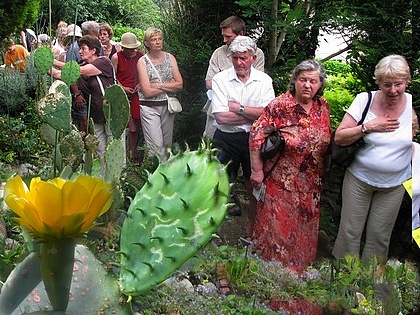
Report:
249,60,331,268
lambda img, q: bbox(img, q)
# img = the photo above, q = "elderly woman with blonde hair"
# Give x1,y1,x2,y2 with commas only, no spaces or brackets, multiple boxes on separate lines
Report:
137,27,183,161
332,55,412,263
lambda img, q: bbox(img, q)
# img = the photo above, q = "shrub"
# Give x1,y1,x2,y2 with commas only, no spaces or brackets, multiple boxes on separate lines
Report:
0,100,48,164
323,61,364,130
324,87,355,130
0,70,30,116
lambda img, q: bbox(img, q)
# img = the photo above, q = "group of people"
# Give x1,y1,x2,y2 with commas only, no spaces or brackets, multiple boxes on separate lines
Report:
52,21,182,166
2,16,415,270
5,20,182,171
2,23,68,72
205,16,414,272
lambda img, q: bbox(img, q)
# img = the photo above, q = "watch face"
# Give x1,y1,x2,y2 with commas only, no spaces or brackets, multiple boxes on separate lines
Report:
361,124,367,134
238,106,244,114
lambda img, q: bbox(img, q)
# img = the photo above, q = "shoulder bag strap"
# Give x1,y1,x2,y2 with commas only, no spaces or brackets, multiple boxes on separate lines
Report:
357,91,372,125
96,76,105,96
95,57,116,96
144,54,169,99
264,151,282,180
144,54,162,83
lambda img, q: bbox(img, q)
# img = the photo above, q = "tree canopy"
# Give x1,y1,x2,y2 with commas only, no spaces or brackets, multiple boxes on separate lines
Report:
0,0,40,41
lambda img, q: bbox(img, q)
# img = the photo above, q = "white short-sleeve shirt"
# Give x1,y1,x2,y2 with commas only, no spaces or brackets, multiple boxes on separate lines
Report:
211,67,275,133
347,91,412,187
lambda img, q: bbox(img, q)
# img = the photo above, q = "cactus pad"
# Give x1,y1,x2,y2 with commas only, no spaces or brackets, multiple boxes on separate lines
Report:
105,139,125,183
58,130,85,171
119,144,230,295
33,46,54,74
0,246,132,315
103,84,130,139
61,61,80,86
37,80,72,133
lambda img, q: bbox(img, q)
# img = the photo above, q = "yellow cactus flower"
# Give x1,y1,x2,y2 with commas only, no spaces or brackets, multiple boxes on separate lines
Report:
4,175,113,239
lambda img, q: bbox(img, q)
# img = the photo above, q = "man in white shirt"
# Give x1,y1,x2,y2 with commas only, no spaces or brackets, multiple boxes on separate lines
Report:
212,36,275,237
203,16,265,139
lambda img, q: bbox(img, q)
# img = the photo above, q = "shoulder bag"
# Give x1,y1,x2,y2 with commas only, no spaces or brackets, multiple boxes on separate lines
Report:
144,55,182,113
331,91,372,168
260,126,286,179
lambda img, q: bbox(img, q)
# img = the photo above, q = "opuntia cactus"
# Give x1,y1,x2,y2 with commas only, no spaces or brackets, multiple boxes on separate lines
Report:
0,246,132,315
61,61,80,86
33,46,54,74
103,84,130,140
37,80,72,133
105,138,125,184
119,143,230,295
57,130,85,171
40,122,58,146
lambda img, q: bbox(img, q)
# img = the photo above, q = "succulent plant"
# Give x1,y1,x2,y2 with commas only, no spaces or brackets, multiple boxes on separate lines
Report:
33,46,54,74
57,130,85,171
1,62,230,313
103,84,130,140
0,246,132,315
105,138,125,184
37,80,72,133
60,61,80,86
119,143,230,295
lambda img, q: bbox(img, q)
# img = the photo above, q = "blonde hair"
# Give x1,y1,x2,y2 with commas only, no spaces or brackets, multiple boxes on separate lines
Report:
374,54,411,84
143,27,163,50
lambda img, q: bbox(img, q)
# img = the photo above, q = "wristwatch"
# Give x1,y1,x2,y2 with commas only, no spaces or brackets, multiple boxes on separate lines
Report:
238,105,245,115
361,123,368,134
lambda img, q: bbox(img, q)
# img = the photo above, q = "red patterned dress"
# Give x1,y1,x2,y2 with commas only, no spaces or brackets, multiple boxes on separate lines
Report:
249,91,331,268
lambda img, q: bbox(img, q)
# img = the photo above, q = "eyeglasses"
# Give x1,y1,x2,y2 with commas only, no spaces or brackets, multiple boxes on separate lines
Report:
149,38,163,43
382,81,405,89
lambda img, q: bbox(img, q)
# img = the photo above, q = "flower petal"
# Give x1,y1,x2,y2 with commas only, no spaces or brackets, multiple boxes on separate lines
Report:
4,175,113,239
4,176,44,233
29,181,64,228
61,180,90,216
4,176,28,198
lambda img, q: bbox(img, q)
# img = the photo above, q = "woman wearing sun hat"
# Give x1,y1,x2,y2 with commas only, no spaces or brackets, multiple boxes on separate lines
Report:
111,32,144,163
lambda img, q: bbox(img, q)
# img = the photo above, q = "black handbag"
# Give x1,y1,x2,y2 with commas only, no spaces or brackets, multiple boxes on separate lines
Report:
261,129,285,160
331,92,372,168
260,127,285,179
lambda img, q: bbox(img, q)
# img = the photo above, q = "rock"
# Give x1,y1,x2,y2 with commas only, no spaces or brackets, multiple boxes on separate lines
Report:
167,278,194,293
196,282,217,295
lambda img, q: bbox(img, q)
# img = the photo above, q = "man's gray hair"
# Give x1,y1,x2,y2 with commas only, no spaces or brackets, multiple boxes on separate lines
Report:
229,36,256,55
81,21,100,36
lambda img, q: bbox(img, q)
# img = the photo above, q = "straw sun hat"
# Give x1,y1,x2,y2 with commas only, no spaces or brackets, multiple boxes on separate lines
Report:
66,25,82,38
119,32,141,49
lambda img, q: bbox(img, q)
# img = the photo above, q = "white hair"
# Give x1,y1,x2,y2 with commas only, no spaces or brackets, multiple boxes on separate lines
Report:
228,36,256,55
38,34,50,43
